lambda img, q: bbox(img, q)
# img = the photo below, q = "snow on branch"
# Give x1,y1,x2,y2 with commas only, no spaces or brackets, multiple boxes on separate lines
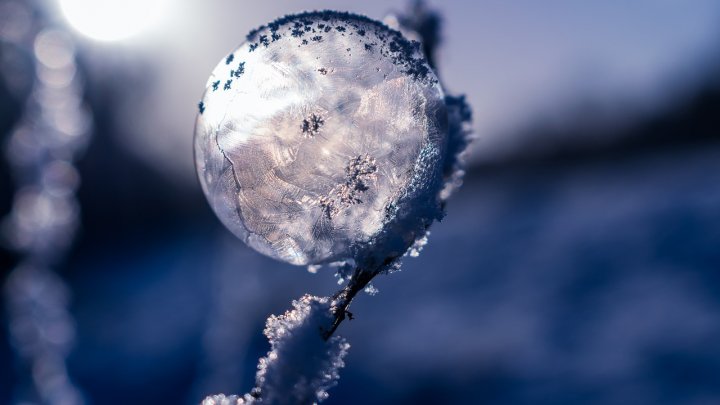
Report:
203,295,350,405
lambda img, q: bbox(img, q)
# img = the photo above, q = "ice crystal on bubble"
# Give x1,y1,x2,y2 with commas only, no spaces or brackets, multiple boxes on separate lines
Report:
194,11,448,267
318,154,378,219
300,113,324,138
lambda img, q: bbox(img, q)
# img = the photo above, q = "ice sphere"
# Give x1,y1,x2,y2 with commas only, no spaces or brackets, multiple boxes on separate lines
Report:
194,11,448,266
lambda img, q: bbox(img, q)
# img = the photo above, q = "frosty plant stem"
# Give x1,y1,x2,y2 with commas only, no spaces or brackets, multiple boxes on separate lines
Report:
325,267,377,340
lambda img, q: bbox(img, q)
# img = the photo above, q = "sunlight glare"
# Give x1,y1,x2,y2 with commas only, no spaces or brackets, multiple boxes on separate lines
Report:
59,0,168,42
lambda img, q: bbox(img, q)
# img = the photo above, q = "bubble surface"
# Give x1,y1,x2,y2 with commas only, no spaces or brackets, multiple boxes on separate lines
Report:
195,11,448,266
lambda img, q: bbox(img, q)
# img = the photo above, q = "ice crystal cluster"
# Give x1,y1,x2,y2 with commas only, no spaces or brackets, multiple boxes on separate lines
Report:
194,11,449,267
257,295,349,403
201,295,349,405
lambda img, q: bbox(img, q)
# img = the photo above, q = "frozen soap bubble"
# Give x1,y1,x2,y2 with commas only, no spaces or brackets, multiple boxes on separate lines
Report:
194,11,448,267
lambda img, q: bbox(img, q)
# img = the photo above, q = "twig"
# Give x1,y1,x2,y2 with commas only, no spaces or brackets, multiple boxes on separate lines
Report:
322,268,377,340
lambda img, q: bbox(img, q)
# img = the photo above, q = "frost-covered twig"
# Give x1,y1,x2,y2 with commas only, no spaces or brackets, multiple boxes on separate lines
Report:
256,295,350,404
203,295,351,405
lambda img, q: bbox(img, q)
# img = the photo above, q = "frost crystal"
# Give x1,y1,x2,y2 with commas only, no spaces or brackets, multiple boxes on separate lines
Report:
330,260,355,284
405,231,430,257
363,283,379,296
319,155,378,219
202,394,254,405
439,95,473,201
195,11,448,266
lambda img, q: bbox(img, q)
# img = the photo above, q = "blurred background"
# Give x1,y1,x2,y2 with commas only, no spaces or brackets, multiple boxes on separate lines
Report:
1,0,719,404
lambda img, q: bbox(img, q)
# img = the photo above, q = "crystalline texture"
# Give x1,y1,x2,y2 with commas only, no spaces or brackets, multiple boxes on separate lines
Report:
194,11,448,266
202,394,253,405
255,295,349,404
200,295,349,405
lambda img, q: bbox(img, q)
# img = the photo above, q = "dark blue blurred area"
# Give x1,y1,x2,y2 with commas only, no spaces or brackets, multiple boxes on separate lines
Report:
2,2,720,405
